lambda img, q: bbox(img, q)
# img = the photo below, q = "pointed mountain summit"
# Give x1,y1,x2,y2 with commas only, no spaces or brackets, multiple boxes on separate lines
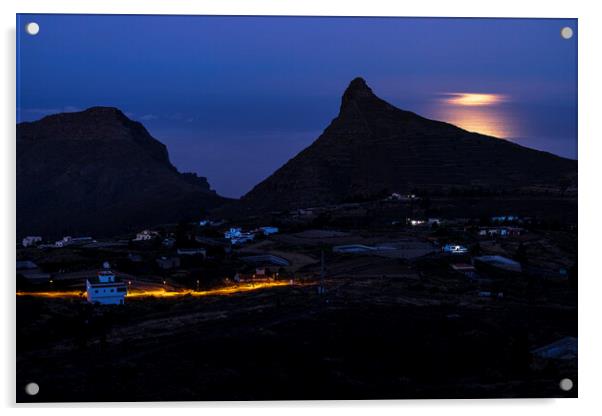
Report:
17,107,228,237
341,77,376,102
239,78,576,213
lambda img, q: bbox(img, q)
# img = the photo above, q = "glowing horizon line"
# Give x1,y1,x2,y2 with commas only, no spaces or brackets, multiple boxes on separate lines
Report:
441,92,508,107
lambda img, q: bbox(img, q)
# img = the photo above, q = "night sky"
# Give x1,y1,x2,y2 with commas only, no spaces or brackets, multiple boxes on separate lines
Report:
17,15,577,198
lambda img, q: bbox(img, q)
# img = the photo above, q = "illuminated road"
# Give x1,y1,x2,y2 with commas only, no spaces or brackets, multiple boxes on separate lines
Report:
16,281,298,299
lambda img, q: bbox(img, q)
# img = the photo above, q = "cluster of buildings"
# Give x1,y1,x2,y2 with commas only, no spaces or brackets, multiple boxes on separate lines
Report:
21,235,95,248
22,236,42,247
491,215,521,223
134,230,159,241
133,229,178,248
478,226,523,238
224,226,279,245
53,236,94,248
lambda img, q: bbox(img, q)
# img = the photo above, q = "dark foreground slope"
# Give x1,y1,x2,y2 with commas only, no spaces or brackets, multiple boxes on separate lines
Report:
17,107,227,238
239,78,577,213
17,273,577,401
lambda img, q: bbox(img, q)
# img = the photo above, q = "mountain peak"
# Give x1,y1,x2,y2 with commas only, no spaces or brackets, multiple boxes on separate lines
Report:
342,77,375,102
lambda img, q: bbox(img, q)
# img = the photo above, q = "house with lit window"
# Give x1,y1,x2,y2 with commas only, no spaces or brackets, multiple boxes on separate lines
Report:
86,266,127,305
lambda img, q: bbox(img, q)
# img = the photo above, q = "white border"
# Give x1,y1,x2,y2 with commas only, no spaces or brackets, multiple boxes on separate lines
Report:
2,0,601,414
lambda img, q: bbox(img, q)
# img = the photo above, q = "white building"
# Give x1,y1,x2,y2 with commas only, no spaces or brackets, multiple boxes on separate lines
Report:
86,266,127,305
134,230,158,241
443,244,469,254
22,236,42,247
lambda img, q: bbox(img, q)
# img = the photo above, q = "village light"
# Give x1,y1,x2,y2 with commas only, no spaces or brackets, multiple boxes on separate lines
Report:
18,280,301,299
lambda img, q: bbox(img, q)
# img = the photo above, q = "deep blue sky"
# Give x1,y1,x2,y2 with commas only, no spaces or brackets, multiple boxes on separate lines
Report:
17,15,577,198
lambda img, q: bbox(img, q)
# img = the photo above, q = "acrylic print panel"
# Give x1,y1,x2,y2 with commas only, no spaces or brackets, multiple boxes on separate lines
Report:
16,14,577,402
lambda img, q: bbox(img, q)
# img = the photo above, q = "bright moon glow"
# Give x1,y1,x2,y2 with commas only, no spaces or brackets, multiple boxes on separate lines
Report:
443,93,506,107
431,92,515,138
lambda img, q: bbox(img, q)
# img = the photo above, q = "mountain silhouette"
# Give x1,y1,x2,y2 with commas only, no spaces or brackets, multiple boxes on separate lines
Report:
238,77,577,213
17,107,227,238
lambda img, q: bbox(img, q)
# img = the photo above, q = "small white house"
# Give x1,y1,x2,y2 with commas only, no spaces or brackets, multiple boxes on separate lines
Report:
86,265,127,305
443,244,469,254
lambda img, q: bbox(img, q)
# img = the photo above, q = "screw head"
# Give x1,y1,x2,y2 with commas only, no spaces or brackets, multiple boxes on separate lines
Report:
25,382,39,396
559,378,574,391
561,27,574,40
25,22,40,36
